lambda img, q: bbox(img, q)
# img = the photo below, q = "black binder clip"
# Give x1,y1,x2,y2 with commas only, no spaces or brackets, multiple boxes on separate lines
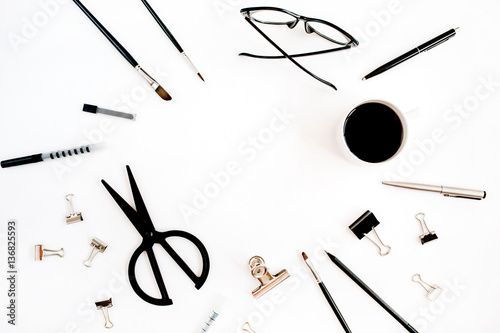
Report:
349,210,391,256
415,213,438,245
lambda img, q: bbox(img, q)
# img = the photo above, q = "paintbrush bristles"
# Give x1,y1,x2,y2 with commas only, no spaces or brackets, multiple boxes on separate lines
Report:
302,252,322,283
155,86,172,101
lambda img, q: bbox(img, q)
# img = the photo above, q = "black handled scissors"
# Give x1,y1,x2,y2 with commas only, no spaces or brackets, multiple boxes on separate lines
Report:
101,166,210,306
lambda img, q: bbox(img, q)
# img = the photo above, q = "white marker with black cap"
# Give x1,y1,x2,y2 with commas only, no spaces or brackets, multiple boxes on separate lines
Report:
1,144,100,168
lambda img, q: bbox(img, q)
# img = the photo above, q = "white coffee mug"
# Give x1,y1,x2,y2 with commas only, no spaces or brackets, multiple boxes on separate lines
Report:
337,100,408,164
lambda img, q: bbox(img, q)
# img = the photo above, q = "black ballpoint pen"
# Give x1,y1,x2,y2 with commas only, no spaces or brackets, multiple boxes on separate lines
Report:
363,27,459,80
326,251,419,333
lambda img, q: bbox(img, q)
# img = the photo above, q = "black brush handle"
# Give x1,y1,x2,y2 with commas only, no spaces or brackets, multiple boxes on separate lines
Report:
140,0,182,52
1,154,43,168
319,282,352,333
72,0,139,67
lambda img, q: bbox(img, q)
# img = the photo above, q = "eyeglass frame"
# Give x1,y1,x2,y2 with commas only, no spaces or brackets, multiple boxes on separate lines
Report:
239,6,359,90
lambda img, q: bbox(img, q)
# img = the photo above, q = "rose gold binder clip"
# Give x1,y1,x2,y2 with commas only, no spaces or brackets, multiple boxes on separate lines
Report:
249,256,290,298
35,245,64,261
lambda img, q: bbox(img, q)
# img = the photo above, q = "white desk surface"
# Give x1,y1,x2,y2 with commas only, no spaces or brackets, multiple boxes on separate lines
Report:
1,0,499,332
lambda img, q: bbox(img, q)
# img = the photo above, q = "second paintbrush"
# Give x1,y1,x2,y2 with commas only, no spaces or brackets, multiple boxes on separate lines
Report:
302,252,352,333
140,0,204,81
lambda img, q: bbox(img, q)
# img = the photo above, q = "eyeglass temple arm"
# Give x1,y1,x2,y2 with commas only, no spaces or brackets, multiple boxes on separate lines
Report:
243,17,337,90
239,45,352,59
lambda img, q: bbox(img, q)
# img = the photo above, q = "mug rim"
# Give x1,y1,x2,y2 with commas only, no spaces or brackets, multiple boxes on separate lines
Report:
342,100,408,164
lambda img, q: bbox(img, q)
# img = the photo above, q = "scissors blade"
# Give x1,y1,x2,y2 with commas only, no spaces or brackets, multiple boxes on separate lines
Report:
126,165,155,230
101,179,149,235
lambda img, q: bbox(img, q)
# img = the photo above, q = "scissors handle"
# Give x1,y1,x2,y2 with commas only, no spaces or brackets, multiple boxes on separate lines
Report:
128,230,210,306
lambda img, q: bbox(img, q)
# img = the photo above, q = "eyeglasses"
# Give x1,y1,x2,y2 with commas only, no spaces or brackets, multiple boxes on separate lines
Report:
240,7,359,90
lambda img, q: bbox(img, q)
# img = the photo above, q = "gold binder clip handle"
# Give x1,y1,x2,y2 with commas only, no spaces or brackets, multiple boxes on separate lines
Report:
365,227,392,256
242,322,256,333
412,274,442,301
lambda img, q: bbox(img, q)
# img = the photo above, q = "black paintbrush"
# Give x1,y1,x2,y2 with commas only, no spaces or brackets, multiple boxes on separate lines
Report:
302,252,352,333
139,0,204,81
72,0,171,101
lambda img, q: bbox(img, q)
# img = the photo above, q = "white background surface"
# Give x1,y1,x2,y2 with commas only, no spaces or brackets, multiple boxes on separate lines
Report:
1,0,499,332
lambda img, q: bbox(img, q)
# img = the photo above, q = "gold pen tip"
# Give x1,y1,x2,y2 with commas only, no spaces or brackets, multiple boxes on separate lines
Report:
155,86,172,101
302,252,308,260
362,77,366,81
198,73,205,82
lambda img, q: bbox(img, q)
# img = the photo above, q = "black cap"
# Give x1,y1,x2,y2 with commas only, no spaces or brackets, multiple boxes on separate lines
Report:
82,104,98,114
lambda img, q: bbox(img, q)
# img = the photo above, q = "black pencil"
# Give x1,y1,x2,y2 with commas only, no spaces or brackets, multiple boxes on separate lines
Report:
325,251,419,333
302,252,352,333
71,0,171,101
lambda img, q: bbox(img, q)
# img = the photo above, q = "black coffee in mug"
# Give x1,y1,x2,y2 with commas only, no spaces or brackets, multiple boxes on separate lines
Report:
343,102,404,163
